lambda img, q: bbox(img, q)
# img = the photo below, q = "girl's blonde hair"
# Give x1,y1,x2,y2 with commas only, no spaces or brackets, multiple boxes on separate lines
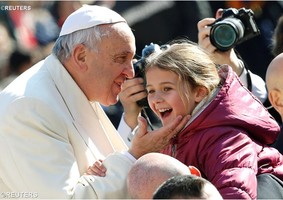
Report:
145,40,220,109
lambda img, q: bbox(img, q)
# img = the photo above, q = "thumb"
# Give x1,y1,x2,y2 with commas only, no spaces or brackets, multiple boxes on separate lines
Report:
215,8,224,19
133,116,148,138
128,116,149,159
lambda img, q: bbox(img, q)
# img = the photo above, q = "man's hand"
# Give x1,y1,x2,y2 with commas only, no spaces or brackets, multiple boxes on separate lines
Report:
197,11,243,76
119,78,147,129
128,115,190,159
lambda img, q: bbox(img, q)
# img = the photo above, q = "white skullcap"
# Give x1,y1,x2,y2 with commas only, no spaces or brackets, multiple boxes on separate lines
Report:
59,5,126,36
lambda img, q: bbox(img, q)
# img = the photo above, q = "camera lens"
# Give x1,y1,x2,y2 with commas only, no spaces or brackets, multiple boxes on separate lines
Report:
212,24,237,49
210,18,244,51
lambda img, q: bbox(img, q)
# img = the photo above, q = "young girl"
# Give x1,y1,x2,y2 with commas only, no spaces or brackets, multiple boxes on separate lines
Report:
88,41,283,199
144,41,283,199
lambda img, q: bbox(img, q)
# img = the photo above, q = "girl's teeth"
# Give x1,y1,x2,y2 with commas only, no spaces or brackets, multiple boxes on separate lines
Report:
159,108,170,112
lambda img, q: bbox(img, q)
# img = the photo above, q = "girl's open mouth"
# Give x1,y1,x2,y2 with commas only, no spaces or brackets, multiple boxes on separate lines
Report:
159,108,173,118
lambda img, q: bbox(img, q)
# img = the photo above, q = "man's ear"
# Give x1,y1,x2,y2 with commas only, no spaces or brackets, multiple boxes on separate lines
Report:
194,86,208,103
72,44,88,71
269,89,283,115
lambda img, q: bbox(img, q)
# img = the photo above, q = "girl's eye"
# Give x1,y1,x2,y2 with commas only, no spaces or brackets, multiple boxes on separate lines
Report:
163,87,172,92
147,89,155,94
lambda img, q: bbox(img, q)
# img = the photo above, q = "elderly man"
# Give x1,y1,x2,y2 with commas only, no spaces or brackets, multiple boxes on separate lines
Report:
127,152,200,199
266,53,283,154
0,5,188,199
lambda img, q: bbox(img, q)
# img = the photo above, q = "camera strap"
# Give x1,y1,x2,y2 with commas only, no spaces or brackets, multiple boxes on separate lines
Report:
142,108,154,131
235,51,252,92
246,66,252,92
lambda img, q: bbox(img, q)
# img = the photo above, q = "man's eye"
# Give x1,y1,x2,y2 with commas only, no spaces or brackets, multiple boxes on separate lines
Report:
114,56,127,64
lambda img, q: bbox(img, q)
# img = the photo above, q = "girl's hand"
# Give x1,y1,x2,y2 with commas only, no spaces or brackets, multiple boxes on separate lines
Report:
85,159,107,177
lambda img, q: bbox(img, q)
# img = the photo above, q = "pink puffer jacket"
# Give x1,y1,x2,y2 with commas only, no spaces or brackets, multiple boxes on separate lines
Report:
161,65,283,199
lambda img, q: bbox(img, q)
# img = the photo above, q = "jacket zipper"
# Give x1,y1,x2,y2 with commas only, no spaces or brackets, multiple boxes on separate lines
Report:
171,136,177,158
172,144,177,157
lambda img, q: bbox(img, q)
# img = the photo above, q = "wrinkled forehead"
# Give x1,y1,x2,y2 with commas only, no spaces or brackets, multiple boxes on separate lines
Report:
98,23,135,52
100,22,134,38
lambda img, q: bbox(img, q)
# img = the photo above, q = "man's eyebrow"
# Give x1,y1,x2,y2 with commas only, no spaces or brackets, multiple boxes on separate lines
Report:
112,51,133,59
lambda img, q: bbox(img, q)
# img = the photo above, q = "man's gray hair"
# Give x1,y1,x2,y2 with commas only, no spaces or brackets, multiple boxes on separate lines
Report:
52,25,109,62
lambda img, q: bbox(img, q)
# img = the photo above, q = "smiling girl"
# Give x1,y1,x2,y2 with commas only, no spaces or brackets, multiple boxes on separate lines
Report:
145,42,220,127
144,40,283,199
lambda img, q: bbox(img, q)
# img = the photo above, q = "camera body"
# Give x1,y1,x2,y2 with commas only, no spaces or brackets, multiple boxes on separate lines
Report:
134,43,168,107
210,7,260,51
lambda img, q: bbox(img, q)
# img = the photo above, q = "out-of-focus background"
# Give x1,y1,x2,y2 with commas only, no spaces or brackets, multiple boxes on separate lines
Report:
0,1,282,127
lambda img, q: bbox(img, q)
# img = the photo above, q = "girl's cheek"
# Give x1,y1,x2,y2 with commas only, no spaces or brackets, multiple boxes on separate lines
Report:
147,96,155,111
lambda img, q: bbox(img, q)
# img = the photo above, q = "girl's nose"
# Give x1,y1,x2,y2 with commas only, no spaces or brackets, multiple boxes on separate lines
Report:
150,91,164,104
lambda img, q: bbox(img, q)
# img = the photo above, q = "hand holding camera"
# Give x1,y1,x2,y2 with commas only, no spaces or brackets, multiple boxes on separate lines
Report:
209,7,260,51
198,7,260,76
119,77,146,130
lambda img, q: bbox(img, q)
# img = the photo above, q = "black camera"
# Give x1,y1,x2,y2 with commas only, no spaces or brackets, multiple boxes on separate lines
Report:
210,7,260,51
134,43,169,107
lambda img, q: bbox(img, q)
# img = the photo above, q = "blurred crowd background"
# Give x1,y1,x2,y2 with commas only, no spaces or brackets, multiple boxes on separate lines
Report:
0,0,283,127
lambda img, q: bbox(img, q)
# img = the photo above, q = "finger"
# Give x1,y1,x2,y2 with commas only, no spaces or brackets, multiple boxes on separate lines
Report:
173,115,191,134
199,35,211,50
199,33,217,54
158,115,190,139
198,24,211,38
215,8,224,19
133,116,148,139
89,166,106,177
198,20,214,49
127,84,147,97
130,117,147,141
197,18,215,31
120,80,146,102
85,166,104,176
129,91,147,103
85,167,93,175
121,78,144,90
198,30,208,48
93,161,106,173
91,170,106,177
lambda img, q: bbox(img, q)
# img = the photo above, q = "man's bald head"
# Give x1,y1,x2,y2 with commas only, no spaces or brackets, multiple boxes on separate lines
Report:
127,153,191,199
266,53,283,120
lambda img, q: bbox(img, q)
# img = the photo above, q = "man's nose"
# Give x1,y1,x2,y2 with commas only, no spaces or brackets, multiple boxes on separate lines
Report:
124,63,134,79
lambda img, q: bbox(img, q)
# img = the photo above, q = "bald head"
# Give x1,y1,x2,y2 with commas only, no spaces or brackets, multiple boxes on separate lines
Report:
266,53,283,91
266,53,283,120
127,153,191,199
